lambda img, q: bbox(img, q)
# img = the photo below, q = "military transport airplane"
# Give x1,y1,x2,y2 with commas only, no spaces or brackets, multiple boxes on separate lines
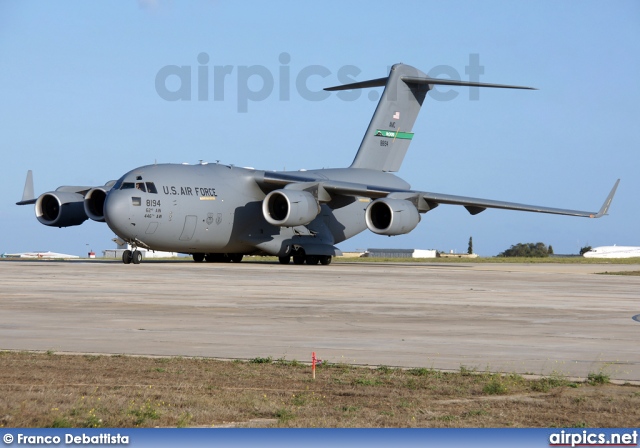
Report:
17,63,619,265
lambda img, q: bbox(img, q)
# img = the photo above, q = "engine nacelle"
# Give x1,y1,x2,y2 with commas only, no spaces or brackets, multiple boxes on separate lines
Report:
262,189,320,227
35,191,88,227
84,187,109,222
365,198,420,236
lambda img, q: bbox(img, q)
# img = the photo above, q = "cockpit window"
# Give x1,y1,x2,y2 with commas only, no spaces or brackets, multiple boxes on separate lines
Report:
118,181,156,193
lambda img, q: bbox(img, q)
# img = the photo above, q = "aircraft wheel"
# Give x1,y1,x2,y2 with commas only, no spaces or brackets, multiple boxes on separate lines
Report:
292,247,305,265
319,255,332,265
193,253,205,263
229,254,243,263
122,250,132,265
205,253,217,262
278,256,291,264
306,255,320,265
132,250,142,264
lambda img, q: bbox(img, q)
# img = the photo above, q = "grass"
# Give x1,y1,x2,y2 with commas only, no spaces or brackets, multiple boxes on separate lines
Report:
530,372,575,392
587,371,610,385
339,256,640,264
483,378,508,395
5,256,640,266
0,351,638,428
250,356,273,364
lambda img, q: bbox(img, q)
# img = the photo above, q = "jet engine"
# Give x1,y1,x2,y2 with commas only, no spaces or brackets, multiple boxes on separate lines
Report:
84,187,109,222
365,198,420,235
35,191,88,227
262,189,320,227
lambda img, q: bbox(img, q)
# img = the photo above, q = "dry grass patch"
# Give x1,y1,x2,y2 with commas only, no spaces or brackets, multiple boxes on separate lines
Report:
0,351,638,428
338,257,640,265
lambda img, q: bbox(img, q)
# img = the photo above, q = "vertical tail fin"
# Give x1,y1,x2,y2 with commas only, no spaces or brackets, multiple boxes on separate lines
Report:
324,63,536,172
326,64,429,172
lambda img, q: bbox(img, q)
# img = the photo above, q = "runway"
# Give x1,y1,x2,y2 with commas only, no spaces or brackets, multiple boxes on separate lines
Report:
1,260,639,381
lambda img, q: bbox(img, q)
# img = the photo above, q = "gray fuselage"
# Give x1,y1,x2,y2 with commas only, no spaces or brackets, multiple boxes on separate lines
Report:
103,163,411,256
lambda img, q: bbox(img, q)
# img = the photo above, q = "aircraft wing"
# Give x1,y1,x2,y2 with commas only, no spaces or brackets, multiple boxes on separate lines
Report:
329,179,619,219
15,170,113,206
407,182,619,218
16,170,118,227
261,172,619,219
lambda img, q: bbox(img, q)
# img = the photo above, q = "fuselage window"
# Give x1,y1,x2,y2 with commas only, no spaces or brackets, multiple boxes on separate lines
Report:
146,182,158,194
120,182,135,190
135,182,147,192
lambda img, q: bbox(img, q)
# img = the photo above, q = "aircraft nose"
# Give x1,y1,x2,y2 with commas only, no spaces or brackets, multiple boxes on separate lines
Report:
104,190,132,238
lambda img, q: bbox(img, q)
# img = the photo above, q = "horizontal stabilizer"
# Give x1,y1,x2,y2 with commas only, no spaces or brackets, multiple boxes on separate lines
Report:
324,75,536,92
323,77,388,91
400,76,536,90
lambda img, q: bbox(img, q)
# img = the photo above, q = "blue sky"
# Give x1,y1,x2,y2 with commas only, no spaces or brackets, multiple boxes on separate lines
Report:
1,1,638,257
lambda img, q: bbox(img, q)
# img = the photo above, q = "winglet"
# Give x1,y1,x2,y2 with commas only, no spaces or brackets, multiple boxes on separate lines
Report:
592,179,620,218
16,170,36,206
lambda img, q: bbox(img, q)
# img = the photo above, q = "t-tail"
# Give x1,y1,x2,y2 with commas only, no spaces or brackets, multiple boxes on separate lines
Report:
324,63,536,172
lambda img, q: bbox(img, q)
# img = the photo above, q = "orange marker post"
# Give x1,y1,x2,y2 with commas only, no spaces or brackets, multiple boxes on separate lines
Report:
312,352,317,380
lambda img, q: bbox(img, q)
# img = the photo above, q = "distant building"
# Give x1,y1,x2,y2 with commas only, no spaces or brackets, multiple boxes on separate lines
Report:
364,248,437,258
1,251,79,259
437,252,478,259
338,251,366,258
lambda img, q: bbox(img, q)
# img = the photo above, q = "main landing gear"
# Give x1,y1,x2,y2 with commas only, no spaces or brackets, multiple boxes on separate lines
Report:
278,248,332,266
190,249,332,266
192,253,244,263
122,249,142,265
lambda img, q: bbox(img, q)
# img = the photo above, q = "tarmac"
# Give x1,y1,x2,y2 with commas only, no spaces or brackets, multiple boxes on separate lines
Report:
1,260,639,381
